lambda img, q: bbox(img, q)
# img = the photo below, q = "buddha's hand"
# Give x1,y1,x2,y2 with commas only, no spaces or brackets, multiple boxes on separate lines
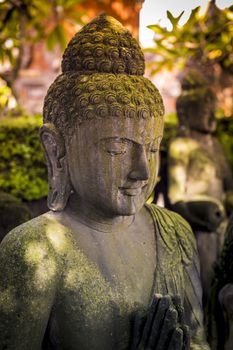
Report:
186,199,225,232
131,294,190,350
173,199,225,232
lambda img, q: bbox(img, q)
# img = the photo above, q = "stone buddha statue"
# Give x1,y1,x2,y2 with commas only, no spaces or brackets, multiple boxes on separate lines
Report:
0,15,209,350
168,71,233,299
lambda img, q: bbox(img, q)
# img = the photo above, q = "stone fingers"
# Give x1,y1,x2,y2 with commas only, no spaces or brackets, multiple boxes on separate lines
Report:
133,294,189,350
130,313,146,350
146,295,172,349
168,328,183,350
171,295,184,324
181,325,190,350
140,294,162,347
155,306,179,350
171,295,190,350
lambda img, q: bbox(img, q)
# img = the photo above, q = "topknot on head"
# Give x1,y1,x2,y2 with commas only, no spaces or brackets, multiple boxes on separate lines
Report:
179,69,215,103
181,70,209,91
61,14,145,75
176,70,216,126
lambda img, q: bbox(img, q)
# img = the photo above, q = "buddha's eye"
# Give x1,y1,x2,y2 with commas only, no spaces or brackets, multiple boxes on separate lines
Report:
148,143,159,154
149,146,159,154
107,146,126,156
100,138,128,156
147,137,162,155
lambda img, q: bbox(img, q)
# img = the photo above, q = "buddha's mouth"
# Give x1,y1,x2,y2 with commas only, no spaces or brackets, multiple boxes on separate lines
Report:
119,184,147,196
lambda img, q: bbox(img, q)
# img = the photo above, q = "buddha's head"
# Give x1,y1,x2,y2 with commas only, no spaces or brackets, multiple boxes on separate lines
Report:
40,14,164,217
176,71,216,134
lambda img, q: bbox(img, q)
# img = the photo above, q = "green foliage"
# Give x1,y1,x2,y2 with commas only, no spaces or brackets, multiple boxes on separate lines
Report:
0,0,85,75
146,2,233,75
0,113,48,200
0,79,16,113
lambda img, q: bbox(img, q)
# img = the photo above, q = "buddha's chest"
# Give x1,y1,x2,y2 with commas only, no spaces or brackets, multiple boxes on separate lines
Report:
52,226,156,349
186,142,224,197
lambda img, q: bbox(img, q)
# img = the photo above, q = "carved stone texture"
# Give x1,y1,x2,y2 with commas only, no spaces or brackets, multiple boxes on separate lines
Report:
0,15,209,350
61,14,145,75
207,215,233,350
168,70,233,300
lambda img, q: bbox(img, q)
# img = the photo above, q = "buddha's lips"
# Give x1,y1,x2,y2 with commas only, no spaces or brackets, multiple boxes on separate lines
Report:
119,184,147,196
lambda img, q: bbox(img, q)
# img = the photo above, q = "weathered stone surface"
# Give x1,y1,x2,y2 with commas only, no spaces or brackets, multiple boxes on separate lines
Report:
0,15,209,350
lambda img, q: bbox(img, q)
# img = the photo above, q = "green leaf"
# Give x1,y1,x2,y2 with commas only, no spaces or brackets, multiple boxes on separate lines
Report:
54,24,67,51
58,0,84,8
187,6,200,23
147,24,167,34
0,49,4,63
46,28,57,51
47,24,67,51
167,10,184,28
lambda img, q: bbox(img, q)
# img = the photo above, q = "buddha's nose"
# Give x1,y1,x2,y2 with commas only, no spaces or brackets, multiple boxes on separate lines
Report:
128,146,149,181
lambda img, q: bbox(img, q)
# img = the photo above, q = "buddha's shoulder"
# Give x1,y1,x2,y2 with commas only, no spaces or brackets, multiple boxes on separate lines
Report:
145,204,196,263
0,212,71,259
169,137,200,157
146,203,191,227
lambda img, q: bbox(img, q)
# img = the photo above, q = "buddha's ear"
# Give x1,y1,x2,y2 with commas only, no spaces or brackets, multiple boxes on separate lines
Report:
40,123,72,211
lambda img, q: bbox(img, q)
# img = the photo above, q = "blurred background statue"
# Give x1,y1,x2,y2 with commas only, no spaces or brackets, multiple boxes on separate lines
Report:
168,71,233,300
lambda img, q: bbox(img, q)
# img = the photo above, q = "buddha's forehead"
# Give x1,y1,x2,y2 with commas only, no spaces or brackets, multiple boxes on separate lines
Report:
76,116,164,145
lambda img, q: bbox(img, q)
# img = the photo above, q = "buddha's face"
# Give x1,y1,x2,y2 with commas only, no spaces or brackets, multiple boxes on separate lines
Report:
66,116,163,217
188,93,217,133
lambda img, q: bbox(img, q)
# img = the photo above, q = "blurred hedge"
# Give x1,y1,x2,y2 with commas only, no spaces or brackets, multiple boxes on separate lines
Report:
0,114,48,201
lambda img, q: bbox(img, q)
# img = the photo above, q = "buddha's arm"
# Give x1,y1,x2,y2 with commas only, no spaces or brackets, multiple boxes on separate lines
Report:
0,226,58,350
183,257,210,349
178,220,210,350
159,208,210,349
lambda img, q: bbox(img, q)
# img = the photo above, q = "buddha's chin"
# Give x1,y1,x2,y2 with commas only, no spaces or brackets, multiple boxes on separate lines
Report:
112,194,145,216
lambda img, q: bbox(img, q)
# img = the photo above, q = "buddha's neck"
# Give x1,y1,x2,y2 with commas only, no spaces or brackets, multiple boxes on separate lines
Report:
64,194,135,233
178,127,213,140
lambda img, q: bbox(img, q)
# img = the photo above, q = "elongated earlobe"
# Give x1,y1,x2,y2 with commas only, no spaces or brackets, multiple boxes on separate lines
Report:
40,123,72,211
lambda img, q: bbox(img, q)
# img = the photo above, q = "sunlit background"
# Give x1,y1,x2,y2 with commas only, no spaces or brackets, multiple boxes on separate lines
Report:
140,0,232,47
